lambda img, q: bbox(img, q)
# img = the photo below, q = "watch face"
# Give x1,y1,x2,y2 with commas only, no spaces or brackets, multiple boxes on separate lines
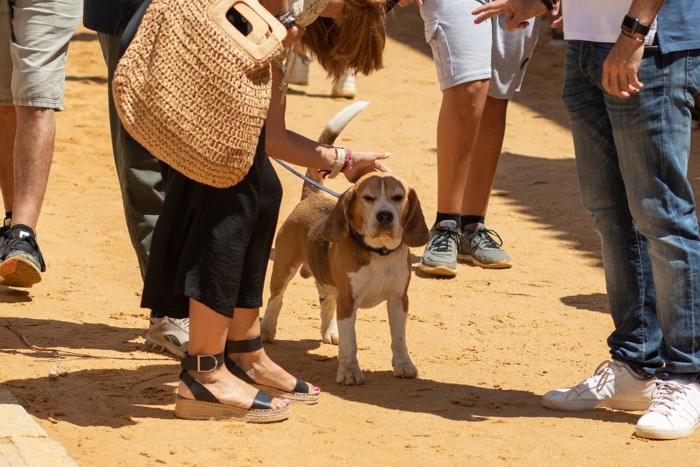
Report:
622,14,650,36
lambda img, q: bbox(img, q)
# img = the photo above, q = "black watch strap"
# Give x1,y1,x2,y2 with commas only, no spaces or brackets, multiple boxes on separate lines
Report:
621,14,651,37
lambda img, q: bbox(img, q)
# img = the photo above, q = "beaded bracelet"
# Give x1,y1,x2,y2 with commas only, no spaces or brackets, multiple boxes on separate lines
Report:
318,146,347,179
328,147,346,179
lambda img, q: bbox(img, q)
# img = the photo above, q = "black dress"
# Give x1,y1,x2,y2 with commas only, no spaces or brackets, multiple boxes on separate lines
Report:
141,127,282,319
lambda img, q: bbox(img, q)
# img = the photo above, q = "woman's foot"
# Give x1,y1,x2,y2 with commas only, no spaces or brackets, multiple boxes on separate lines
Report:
177,366,289,411
228,348,320,398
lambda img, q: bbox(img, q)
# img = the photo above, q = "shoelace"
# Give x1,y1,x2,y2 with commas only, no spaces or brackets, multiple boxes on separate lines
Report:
648,381,689,415
573,360,615,392
472,229,504,249
170,317,190,332
430,227,462,252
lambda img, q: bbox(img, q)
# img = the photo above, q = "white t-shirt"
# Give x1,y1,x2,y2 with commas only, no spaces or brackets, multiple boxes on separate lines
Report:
563,0,657,45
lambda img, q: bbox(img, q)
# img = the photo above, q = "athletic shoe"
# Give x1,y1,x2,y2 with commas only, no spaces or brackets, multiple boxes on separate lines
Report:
459,227,512,269
418,220,461,277
0,224,46,288
286,51,311,86
145,317,190,358
0,214,10,240
635,380,700,440
542,360,657,411
331,70,356,99
0,215,10,259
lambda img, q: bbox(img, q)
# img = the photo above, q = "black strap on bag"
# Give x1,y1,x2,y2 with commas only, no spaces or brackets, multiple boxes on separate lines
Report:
118,0,152,58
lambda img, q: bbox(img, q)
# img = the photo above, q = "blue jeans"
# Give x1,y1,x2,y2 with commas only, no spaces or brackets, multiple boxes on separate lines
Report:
563,41,700,382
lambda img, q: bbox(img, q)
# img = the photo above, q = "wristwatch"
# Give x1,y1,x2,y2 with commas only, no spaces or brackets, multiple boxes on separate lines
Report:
621,14,651,38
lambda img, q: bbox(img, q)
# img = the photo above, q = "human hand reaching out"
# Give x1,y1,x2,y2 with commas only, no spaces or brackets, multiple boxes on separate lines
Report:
472,0,548,31
342,151,391,183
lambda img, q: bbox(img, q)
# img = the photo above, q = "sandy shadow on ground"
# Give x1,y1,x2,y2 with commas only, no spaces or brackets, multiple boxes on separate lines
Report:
3,365,179,428
561,293,609,314
0,317,639,428
0,286,31,303
262,338,640,425
1,318,179,428
0,318,151,353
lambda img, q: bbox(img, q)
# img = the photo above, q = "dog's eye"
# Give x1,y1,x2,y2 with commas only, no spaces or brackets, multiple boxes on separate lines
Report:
392,194,405,201
362,195,376,202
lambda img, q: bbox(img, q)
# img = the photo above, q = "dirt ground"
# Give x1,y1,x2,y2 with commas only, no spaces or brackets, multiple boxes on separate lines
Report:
2,7,700,465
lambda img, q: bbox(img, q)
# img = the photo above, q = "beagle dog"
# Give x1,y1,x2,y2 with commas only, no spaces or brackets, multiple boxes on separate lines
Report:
261,103,429,385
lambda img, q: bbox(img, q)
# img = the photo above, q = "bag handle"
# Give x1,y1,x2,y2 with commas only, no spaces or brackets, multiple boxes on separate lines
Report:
209,0,287,62
118,0,153,58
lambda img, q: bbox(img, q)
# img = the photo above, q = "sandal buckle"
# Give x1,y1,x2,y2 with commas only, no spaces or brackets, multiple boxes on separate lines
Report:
195,354,219,373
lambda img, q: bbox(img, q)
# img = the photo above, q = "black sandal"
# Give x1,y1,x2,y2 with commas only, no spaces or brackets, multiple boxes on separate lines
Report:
225,337,320,405
174,352,291,423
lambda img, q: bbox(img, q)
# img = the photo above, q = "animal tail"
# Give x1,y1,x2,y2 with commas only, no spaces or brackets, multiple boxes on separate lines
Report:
301,101,369,200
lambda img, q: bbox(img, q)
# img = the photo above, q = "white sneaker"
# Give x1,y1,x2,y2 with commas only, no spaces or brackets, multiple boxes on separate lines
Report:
542,360,656,411
145,317,189,358
331,70,356,99
286,52,311,86
635,380,700,440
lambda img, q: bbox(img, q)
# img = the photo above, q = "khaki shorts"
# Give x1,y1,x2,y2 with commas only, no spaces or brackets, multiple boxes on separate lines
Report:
421,0,539,99
0,0,82,110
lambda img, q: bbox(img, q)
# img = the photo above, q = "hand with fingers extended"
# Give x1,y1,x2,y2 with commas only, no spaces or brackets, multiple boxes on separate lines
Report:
472,0,549,31
342,151,391,183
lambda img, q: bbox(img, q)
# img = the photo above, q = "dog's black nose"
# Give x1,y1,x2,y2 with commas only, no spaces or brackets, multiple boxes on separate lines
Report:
376,211,394,224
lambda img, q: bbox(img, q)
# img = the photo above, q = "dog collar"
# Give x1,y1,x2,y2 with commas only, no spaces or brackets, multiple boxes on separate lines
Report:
349,227,401,256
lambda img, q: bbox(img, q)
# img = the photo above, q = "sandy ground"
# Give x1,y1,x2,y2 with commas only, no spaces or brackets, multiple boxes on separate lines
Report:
2,7,700,465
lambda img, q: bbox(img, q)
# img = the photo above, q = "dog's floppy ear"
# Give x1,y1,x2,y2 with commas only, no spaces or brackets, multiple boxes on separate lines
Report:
402,188,430,247
323,186,355,243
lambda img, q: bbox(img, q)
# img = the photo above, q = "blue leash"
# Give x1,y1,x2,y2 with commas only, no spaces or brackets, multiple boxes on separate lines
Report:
273,158,341,198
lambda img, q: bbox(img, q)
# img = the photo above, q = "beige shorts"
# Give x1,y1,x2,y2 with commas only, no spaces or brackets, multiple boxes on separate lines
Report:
0,0,82,110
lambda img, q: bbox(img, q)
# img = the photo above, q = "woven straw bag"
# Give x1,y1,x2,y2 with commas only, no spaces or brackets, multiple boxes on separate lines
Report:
112,0,287,188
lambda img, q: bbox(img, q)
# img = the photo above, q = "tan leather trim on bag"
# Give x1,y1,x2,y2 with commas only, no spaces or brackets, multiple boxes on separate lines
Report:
208,0,287,61
112,0,286,188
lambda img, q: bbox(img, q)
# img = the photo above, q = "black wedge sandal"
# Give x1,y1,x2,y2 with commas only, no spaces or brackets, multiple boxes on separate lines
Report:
225,337,320,405
174,352,291,423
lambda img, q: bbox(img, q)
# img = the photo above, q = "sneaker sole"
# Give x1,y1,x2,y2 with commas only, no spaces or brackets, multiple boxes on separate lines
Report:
458,253,512,269
418,262,457,277
0,256,42,288
145,338,186,359
542,397,650,412
635,422,699,440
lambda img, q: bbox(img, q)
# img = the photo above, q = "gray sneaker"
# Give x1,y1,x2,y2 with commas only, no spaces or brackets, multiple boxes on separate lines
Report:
145,317,189,358
419,220,461,277
458,228,512,269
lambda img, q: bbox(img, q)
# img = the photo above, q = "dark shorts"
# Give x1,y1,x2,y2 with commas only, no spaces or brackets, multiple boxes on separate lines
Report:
141,129,283,319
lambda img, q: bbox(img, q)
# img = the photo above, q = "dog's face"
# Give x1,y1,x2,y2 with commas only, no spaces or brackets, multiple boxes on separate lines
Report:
322,173,429,249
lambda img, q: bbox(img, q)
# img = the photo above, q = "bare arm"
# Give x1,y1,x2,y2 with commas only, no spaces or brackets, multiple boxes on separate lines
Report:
265,66,391,182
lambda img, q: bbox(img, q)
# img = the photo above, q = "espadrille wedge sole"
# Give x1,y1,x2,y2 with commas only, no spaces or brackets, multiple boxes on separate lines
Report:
176,352,291,423
174,396,291,423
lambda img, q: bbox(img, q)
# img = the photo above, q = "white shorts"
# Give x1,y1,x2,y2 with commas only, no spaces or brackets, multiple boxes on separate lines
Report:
420,0,539,98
